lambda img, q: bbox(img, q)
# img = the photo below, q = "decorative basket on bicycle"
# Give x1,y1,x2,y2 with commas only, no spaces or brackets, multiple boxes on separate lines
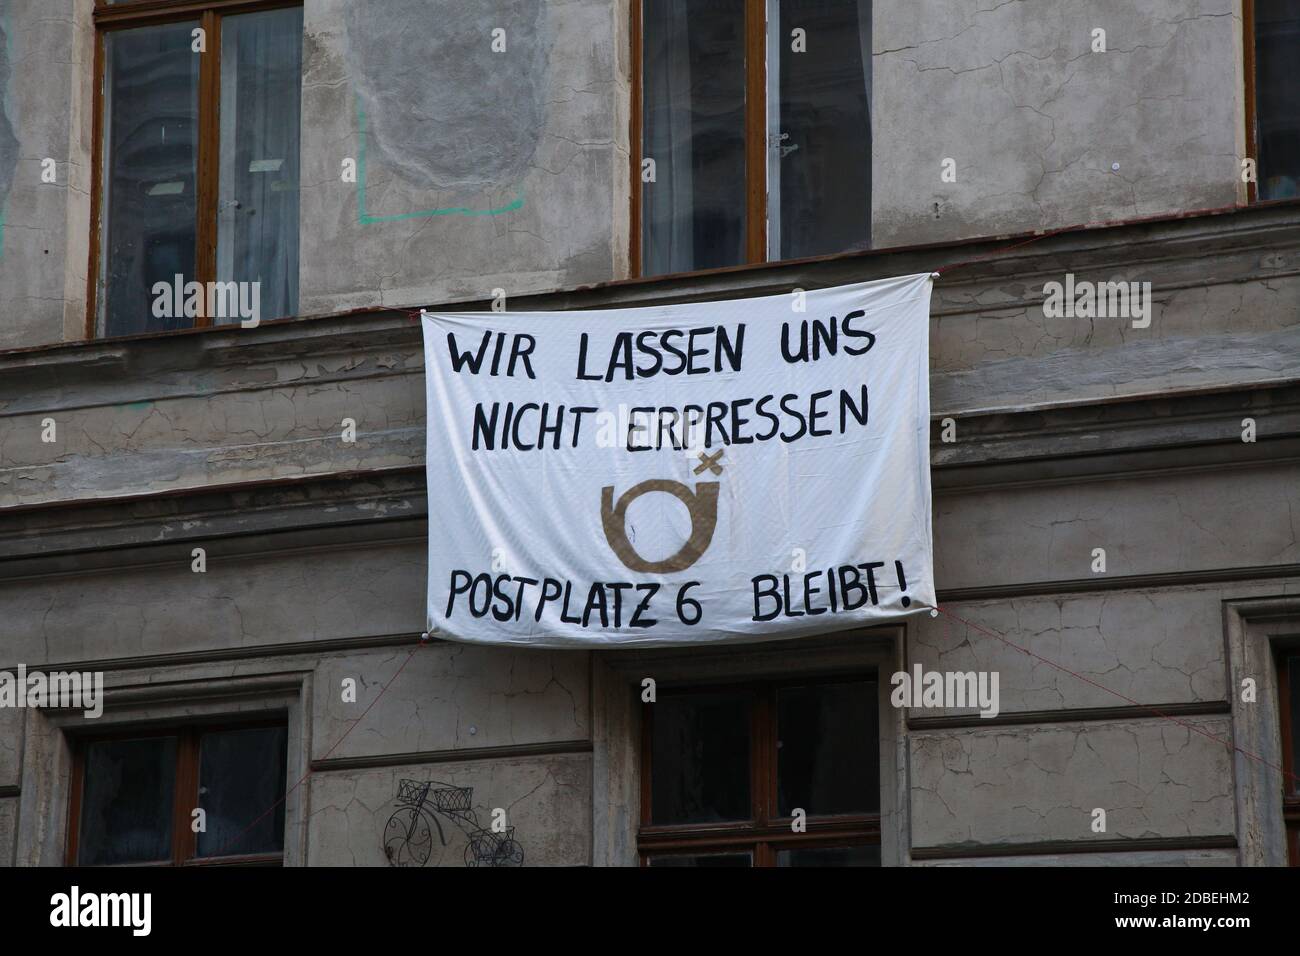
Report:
465,825,522,866
395,779,431,807
431,786,473,812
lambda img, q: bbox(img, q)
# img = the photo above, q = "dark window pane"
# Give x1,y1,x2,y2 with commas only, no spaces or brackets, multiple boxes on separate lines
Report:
773,0,872,258
777,680,878,816
196,725,288,858
651,691,750,824
1290,657,1300,794
641,0,747,275
648,852,752,867
101,22,199,337
78,736,177,865
1257,1,1300,200
777,844,880,866
216,7,303,323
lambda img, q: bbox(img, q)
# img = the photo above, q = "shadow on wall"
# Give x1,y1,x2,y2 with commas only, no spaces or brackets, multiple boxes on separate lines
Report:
342,0,547,199
0,6,20,258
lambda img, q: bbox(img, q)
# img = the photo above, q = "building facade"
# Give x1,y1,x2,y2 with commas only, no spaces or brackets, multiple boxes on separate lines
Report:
0,0,1298,866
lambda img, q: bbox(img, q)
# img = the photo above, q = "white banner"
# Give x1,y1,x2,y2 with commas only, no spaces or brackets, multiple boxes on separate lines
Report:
422,272,935,648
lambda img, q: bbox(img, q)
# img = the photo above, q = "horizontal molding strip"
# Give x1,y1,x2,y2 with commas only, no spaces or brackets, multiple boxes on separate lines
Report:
3,382,1296,518
910,834,1237,860
936,563,1300,603
0,632,426,676
5,563,1300,671
907,700,1230,731
310,739,594,773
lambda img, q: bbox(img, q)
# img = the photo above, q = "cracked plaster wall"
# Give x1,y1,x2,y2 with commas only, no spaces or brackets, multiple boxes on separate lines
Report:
297,0,630,316
2,463,1296,673
907,585,1235,717
910,716,1236,847
928,252,1300,413
1,248,1295,510
307,754,591,866
313,645,589,761
0,0,93,349
0,540,428,666
935,462,1300,590
872,0,1245,246
299,0,1250,313
0,0,1292,865
0,229,1295,860
0,632,595,867
0,0,1259,346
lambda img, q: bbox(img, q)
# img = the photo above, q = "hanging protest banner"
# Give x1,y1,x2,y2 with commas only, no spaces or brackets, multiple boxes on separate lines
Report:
421,272,935,648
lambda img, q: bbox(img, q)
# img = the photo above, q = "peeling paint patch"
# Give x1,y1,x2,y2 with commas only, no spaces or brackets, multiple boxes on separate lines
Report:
356,97,525,222
343,0,546,205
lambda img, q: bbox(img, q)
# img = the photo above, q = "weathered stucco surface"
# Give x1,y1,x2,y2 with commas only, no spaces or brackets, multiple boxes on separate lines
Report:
872,0,1243,246
0,1,1297,868
307,754,591,867
297,0,629,316
2,209,1297,865
0,0,93,349
911,717,1236,847
0,7,20,226
312,644,589,760
343,0,548,192
909,587,1232,715
0,0,1256,347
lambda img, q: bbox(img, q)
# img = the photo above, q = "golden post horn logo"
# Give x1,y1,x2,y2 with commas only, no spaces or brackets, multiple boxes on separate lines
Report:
600,480,720,573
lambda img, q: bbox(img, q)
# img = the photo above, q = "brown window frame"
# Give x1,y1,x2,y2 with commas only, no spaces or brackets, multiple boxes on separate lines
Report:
1244,0,1259,205
65,716,288,867
637,674,881,866
1277,648,1300,866
86,0,302,339
628,0,770,279
1242,0,1300,207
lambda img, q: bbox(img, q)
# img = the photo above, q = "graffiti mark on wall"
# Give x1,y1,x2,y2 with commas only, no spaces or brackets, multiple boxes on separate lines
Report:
356,97,524,222
343,0,545,222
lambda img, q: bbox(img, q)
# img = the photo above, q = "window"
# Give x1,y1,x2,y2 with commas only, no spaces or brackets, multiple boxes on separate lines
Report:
638,676,880,866
67,721,289,866
633,0,872,277
90,0,303,337
1249,0,1300,201
1278,650,1300,865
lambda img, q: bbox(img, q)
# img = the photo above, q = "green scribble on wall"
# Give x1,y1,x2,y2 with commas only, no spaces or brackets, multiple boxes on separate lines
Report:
355,95,524,222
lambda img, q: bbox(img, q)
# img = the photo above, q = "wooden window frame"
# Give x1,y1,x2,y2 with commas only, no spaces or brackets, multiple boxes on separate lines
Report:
1242,0,1300,207
1244,0,1258,205
65,716,288,867
86,0,302,339
637,673,881,866
1277,649,1300,866
628,0,770,279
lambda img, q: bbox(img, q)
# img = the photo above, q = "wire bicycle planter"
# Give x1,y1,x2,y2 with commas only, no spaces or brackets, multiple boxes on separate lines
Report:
384,779,524,867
